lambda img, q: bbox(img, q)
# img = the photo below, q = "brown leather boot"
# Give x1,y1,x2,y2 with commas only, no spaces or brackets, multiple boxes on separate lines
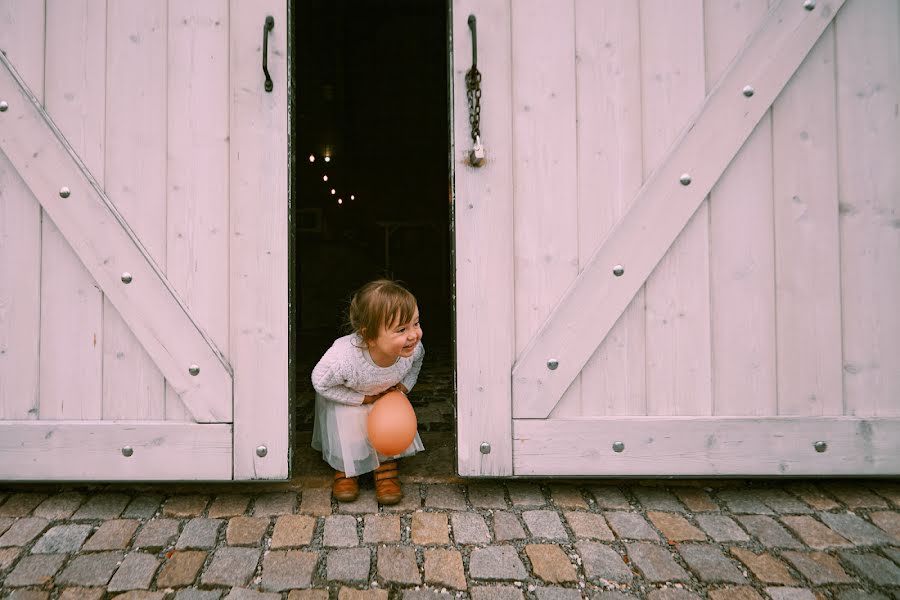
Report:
332,470,359,502
374,461,403,505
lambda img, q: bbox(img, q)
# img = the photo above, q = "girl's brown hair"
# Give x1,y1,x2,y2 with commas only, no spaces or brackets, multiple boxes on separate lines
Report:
348,279,417,342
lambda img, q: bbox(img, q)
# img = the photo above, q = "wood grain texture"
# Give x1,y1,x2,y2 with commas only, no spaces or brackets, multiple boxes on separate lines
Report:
772,26,842,417
0,0,45,420
834,0,900,417
705,0,777,416
103,0,168,421
554,0,645,418
166,0,230,421
0,421,232,480
230,0,289,479
514,416,900,476
0,52,233,423
453,0,515,476
40,0,106,420
511,0,845,418
641,0,710,417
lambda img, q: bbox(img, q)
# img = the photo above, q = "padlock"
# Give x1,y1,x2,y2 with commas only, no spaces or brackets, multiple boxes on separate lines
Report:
469,136,486,167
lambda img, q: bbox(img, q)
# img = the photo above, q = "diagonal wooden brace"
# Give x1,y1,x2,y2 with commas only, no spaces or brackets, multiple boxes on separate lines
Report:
512,0,845,418
0,52,232,423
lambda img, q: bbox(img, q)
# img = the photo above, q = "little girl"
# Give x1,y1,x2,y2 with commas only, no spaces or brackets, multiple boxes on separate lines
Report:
311,279,425,504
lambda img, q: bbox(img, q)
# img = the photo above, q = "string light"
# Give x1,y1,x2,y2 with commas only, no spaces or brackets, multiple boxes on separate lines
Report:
350,195,355,200
308,154,315,162
324,156,331,163
323,175,328,182
330,189,336,195
338,198,343,205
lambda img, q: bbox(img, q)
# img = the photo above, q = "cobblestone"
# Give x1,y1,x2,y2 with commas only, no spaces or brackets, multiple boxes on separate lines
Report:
521,511,567,541
163,495,210,518
451,512,491,544
694,514,749,542
0,517,49,547
253,492,297,516
6,591,50,600
469,483,508,509
677,544,746,583
4,553,67,587
376,545,421,585
818,511,894,545
299,488,333,516
260,550,318,591
82,519,139,551
672,488,718,512
633,488,685,513
176,518,223,550
208,494,252,518
72,494,129,520
156,550,207,588
507,483,545,507
106,552,159,591
469,545,527,580
604,512,659,541
122,495,163,519
33,493,85,520
134,518,180,550
56,551,123,586
780,550,854,584
226,516,270,546
785,483,841,511
0,479,897,597
425,484,467,510
424,548,467,589
647,511,706,542
31,524,92,553
780,515,852,549
327,547,371,582
624,542,689,582
363,513,401,543
412,511,450,545
735,515,803,548
838,551,900,586
576,541,632,582
492,511,527,541
201,547,261,587
271,514,316,548
729,547,797,585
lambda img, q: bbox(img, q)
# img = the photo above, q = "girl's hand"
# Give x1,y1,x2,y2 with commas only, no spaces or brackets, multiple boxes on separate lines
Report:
362,384,407,405
362,394,380,405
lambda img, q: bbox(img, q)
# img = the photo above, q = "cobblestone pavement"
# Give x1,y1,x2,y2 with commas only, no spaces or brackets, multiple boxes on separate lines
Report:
0,478,898,599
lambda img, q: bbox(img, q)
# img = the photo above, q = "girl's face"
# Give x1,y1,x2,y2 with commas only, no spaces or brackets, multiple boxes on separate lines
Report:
366,306,422,367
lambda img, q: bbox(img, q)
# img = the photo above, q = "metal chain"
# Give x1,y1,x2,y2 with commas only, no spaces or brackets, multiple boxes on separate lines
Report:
465,66,482,144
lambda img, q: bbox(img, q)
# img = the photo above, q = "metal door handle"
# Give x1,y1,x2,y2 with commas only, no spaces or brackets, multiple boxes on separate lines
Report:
263,15,274,92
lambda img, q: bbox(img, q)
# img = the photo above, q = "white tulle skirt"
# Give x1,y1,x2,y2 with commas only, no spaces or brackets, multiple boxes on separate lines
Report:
311,393,425,477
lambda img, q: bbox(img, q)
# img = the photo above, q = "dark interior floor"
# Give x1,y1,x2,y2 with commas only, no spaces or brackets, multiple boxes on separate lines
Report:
292,332,459,483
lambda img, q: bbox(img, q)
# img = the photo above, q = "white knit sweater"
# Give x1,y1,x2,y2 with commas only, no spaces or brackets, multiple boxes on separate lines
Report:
311,333,425,406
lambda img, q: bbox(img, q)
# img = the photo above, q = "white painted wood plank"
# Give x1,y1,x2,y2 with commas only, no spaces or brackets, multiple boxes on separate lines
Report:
554,0,645,418
231,0,289,479
513,417,900,476
641,0,709,417
835,0,900,417
103,0,168,421
452,0,514,476
705,0,777,416
40,0,106,420
772,26,842,417
0,0,44,420
0,421,232,480
511,0,845,418
512,0,580,417
166,0,230,422
0,53,233,423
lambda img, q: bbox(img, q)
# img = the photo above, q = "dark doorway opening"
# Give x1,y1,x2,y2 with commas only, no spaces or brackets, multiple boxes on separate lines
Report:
290,0,456,479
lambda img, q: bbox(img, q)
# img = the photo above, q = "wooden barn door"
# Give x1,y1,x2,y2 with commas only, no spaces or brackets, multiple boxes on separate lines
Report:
0,0,288,480
453,0,900,476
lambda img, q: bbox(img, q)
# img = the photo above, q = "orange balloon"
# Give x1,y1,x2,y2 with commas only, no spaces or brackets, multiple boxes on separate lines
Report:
367,390,418,456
